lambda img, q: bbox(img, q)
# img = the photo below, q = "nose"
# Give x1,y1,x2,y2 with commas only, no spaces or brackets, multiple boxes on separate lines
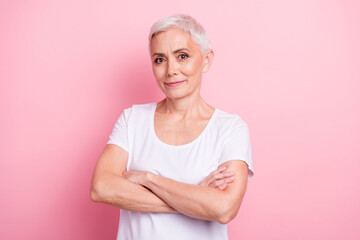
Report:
166,58,178,77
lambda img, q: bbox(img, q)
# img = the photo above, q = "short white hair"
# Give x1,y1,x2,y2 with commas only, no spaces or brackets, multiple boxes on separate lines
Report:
148,14,211,56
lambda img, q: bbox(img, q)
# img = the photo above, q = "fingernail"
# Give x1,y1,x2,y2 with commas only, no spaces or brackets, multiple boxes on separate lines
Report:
222,167,227,170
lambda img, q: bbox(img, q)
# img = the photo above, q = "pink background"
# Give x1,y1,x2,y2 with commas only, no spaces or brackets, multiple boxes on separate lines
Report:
1,0,359,239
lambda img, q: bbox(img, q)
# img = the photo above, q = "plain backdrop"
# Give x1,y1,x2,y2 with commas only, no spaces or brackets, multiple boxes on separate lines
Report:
1,0,359,239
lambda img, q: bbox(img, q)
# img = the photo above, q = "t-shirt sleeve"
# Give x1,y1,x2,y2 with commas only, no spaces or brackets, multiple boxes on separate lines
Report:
106,107,131,152
218,116,254,177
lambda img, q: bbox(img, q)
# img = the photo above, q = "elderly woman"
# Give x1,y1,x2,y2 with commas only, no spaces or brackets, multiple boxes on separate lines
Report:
90,14,254,240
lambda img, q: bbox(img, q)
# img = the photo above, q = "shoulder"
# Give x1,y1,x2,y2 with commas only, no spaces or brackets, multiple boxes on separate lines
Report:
129,102,156,111
213,108,249,133
120,102,156,124
122,102,155,114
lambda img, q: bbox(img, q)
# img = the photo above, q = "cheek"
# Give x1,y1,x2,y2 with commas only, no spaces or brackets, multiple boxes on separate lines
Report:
182,60,203,76
152,66,165,80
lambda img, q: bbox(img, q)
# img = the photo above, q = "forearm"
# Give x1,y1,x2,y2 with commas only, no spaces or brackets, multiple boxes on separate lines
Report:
91,173,178,213
143,173,229,223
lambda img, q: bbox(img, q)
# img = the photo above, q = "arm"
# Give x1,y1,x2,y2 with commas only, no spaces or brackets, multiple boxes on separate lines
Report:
90,144,235,213
90,144,178,213
124,160,248,224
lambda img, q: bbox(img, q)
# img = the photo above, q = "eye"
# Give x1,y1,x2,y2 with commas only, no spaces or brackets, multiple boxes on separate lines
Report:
178,53,189,60
154,58,165,64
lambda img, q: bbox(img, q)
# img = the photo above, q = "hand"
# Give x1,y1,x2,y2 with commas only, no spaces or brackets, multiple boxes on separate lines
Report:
198,166,234,190
122,170,150,186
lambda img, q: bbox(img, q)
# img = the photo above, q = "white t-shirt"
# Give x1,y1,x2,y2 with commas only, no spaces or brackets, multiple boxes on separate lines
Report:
107,102,254,240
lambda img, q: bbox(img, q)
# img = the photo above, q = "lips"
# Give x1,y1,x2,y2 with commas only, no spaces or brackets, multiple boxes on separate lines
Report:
165,80,186,87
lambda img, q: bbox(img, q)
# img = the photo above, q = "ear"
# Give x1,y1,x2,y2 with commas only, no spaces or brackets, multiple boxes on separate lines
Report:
202,49,214,73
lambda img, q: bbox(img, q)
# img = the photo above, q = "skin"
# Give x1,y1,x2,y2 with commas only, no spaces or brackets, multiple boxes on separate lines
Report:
150,28,217,146
151,27,209,103
90,27,248,224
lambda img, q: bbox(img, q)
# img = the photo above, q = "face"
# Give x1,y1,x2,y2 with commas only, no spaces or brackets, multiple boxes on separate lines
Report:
150,28,213,100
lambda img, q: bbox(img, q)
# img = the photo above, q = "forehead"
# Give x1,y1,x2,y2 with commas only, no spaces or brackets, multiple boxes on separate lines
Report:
150,28,200,54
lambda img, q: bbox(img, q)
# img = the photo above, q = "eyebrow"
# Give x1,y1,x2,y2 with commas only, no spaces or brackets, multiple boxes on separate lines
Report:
152,48,191,57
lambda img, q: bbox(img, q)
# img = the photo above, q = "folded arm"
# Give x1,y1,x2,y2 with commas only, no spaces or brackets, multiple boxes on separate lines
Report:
90,144,235,214
124,160,248,224
90,144,177,213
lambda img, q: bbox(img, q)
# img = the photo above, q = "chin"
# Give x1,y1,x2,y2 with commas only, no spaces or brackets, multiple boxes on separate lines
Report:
162,91,187,100
163,93,183,99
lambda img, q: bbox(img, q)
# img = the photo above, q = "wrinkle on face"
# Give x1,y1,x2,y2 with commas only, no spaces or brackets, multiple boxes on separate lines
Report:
150,28,205,99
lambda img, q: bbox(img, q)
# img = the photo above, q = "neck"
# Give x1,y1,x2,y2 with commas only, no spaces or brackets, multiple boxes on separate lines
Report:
157,93,213,119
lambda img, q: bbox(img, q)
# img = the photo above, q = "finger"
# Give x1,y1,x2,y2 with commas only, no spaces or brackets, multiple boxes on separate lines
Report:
217,182,227,190
224,171,234,177
210,179,226,188
215,166,228,176
225,176,234,183
201,168,225,186
211,176,235,188
209,167,226,178
205,171,234,187
200,168,233,187
210,171,234,182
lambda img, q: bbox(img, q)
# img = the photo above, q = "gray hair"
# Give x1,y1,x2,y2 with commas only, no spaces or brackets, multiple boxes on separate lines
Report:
148,14,211,56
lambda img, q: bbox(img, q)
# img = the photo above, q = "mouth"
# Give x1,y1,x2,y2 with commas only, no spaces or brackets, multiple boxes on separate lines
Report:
165,80,186,87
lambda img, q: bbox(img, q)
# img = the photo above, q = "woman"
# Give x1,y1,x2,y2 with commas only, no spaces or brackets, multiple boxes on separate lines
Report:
90,14,254,240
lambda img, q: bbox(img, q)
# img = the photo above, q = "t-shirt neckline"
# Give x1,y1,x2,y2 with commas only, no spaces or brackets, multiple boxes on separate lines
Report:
150,102,218,148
